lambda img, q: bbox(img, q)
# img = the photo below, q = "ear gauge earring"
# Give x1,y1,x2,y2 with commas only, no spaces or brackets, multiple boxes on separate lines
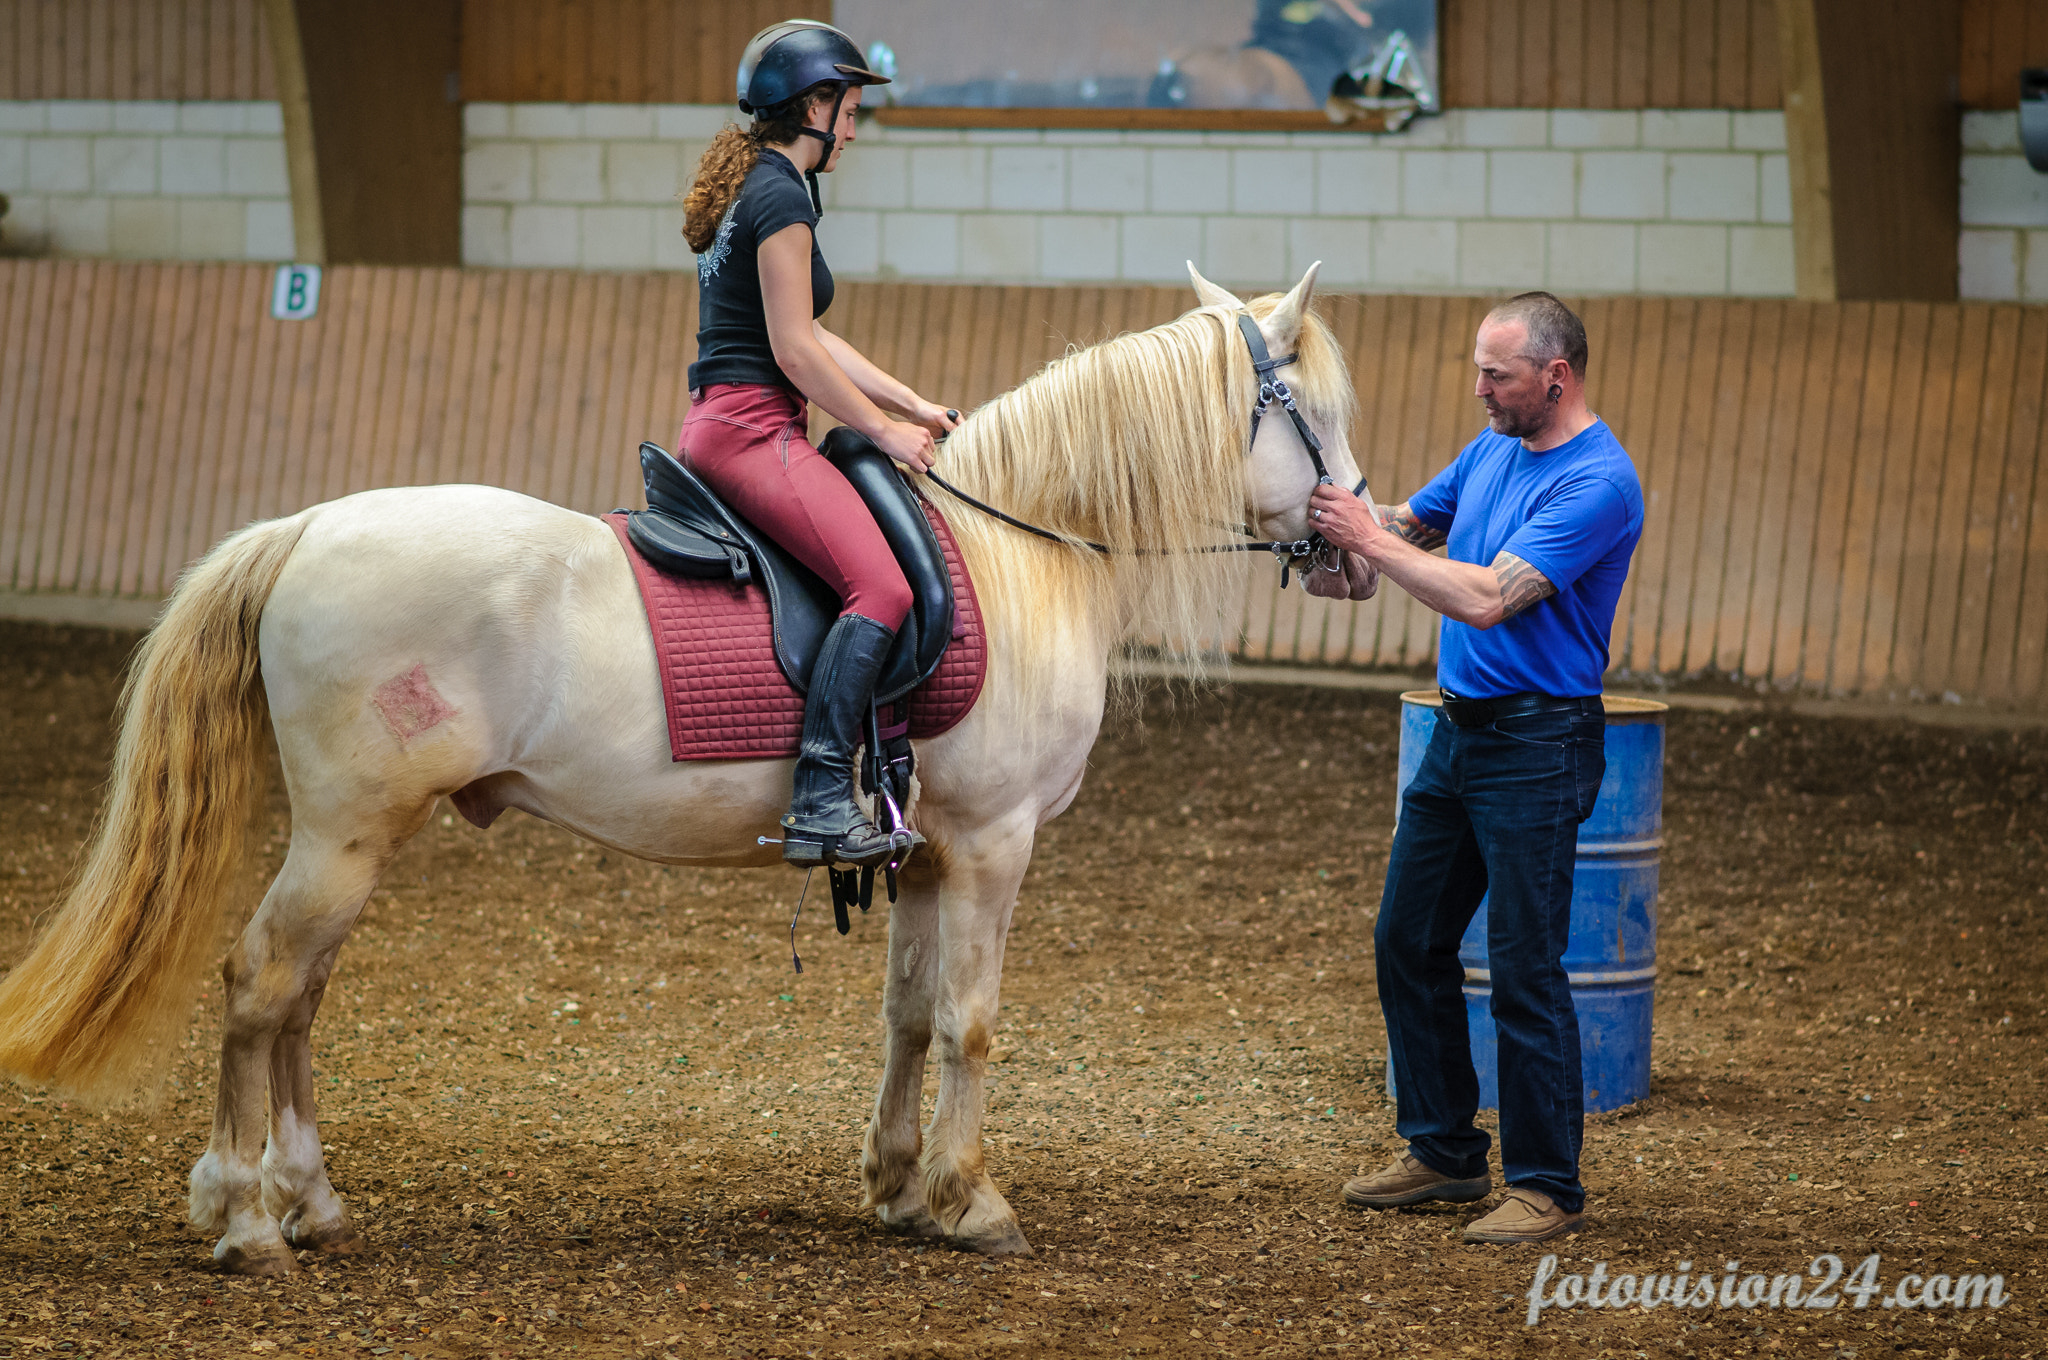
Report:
1548,384,1563,403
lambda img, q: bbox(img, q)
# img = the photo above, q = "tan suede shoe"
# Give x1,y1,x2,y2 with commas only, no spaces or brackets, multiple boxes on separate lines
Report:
1341,1153,1491,1209
1461,1187,1584,1243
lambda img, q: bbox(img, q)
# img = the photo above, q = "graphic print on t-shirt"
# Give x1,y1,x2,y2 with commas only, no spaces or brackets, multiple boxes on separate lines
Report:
698,201,740,286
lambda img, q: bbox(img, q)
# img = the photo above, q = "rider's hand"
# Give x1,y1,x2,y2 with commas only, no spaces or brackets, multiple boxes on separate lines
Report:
909,401,961,438
873,419,937,473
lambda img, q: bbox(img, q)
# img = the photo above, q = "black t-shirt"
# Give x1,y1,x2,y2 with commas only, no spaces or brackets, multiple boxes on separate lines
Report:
688,149,835,392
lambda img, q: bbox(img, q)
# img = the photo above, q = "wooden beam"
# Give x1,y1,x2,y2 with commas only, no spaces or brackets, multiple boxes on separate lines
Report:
262,1,462,266
260,0,324,263
1778,0,1961,301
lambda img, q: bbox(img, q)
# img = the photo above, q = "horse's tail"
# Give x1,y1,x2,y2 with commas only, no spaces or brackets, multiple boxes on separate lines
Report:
0,513,308,1103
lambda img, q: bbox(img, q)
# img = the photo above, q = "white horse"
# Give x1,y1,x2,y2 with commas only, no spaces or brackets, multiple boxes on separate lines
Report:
0,265,1376,1274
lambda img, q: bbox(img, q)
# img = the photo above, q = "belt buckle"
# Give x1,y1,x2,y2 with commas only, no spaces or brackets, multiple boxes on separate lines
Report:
1439,689,1493,727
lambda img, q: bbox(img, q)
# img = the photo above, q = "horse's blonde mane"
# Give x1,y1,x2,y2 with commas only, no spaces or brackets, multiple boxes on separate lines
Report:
926,293,1356,713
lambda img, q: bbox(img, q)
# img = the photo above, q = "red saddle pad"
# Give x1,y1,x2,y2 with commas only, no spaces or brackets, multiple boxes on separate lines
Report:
602,501,987,761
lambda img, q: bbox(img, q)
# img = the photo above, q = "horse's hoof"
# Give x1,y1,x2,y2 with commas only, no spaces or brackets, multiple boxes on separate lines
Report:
292,1223,363,1255
213,1239,298,1277
876,1205,944,1239
957,1221,1034,1257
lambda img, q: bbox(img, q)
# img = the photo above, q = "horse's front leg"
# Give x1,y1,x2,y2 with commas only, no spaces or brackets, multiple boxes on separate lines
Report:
921,824,1035,1256
862,862,943,1237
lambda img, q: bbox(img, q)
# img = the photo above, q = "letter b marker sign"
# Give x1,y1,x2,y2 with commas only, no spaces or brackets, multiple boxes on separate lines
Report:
270,264,322,320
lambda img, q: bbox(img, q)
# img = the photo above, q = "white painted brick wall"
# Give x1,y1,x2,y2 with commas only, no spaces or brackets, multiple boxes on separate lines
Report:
1640,223,1729,294
1488,151,1575,218
1459,219,1546,290
1151,147,1230,213
459,102,1803,296
815,210,879,275
0,99,294,261
1666,154,1758,222
961,213,1036,276
1122,214,1204,282
883,211,958,276
1959,112,2048,300
1401,150,1487,219
1317,148,1400,216
1578,151,1665,219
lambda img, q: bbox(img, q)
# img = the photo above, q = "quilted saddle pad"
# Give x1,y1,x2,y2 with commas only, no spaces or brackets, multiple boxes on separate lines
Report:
602,499,987,761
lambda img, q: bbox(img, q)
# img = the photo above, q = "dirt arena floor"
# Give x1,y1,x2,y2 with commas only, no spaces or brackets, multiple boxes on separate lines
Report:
0,618,2042,1359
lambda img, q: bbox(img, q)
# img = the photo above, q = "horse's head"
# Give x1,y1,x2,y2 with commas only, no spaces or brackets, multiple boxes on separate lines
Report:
1187,262,1363,547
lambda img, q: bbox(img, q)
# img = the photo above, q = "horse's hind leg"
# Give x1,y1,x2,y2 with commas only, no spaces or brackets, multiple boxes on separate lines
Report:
189,832,391,1274
263,964,358,1253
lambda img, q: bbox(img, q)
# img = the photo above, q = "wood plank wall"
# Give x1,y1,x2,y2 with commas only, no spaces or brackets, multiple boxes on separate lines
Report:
0,0,275,100
2,0,2036,112
1438,0,1781,110
2,261,2044,708
457,0,801,106
1960,0,2048,110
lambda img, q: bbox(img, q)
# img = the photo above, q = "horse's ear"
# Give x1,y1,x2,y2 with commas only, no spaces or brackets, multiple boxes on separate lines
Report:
1265,261,1322,348
1186,262,1242,310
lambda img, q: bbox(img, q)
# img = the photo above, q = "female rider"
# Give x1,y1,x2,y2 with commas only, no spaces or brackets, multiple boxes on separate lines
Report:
678,20,956,870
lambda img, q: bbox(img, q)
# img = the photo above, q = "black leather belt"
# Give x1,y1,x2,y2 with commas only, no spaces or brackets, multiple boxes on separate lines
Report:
1438,689,1599,728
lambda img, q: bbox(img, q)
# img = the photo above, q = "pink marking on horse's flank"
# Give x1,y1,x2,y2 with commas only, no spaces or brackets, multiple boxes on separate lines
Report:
372,664,458,744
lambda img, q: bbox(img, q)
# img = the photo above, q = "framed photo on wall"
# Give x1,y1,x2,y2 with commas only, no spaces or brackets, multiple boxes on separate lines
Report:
838,0,1439,131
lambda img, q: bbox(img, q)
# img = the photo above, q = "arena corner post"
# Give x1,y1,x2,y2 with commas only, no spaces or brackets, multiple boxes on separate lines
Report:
261,0,325,265
1776,0,1961,303
259,0,463,267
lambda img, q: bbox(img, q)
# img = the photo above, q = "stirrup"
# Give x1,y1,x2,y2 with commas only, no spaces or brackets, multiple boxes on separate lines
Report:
782,822,923,870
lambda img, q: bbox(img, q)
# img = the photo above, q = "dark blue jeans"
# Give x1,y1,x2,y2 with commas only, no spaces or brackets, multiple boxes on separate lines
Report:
1375,703,1605,1213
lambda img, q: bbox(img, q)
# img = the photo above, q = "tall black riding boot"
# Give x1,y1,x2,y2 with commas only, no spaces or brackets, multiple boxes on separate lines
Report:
781,613,926,869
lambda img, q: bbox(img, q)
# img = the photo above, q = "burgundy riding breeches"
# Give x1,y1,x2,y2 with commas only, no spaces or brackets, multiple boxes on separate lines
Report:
679,383,913,632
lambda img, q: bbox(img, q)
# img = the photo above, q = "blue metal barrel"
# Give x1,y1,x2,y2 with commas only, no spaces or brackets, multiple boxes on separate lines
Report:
1391,691,1666,1113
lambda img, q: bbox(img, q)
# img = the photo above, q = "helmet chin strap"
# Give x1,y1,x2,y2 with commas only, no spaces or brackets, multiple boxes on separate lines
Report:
792,84,851,216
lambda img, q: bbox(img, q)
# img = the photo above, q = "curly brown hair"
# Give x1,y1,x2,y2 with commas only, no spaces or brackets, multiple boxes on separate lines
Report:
680,83,841,253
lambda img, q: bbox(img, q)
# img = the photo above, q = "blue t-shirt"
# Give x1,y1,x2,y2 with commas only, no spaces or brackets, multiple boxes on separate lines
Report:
1407,420,1643,699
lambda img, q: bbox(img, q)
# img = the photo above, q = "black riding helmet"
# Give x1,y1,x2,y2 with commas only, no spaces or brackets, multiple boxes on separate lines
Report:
737,20,890,214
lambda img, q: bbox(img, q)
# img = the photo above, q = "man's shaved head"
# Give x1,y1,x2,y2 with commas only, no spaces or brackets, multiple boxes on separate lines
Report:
1485,291,1588,381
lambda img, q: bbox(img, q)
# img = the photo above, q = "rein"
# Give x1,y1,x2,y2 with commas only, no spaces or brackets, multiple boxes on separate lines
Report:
924,311,1369,588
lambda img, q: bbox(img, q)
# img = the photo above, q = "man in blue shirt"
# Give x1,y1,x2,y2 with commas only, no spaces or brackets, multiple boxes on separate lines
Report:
1306,292,1644,1243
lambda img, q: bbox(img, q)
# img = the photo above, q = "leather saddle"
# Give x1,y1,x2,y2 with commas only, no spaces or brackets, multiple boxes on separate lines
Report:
623,429,956,703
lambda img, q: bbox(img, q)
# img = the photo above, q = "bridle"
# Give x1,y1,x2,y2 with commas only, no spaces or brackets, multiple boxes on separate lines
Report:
923,310,1369,589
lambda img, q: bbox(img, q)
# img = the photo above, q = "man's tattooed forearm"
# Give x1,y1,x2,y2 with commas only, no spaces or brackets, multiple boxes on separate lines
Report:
1380,502,1448,551
1493,552,1558,620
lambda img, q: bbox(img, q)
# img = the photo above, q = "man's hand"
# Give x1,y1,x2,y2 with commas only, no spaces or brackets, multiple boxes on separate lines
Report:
1308,482,1397,559
1303,550,1381,601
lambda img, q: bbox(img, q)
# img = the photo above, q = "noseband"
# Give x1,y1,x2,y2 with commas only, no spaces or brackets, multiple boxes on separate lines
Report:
924,310,1368,588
